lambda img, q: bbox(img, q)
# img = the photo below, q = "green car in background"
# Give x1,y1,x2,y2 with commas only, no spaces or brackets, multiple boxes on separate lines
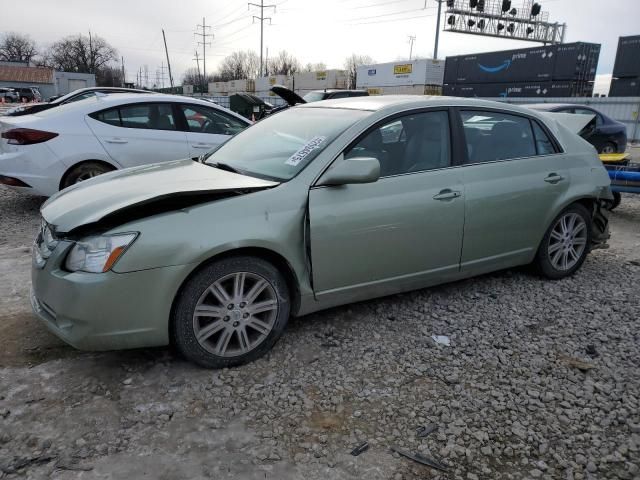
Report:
31,96,612,368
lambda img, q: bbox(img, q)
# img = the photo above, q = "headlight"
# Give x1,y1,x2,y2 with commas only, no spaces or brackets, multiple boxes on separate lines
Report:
65,233,137,273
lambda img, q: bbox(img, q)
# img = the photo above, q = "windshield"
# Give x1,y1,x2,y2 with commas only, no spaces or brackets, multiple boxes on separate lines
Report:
302,91,327,102
205,107,369,181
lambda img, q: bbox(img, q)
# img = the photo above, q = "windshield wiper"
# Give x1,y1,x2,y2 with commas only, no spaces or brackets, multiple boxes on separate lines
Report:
212,162,241,174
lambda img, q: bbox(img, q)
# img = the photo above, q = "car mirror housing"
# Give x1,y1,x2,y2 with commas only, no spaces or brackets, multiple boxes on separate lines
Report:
317,156,380,187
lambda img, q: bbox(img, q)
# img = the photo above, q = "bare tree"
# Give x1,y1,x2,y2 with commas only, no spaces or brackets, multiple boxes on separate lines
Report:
344,54,374,89
0,33,37,62
42,34,117,74
303,62,327,73
216,50,260,81
95,65,124,87
266,51,301,76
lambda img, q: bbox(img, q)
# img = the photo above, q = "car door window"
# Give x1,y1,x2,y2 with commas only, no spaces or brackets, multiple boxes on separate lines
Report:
461,110,536,163
118,103,177,130
531,121,557,155
345,111,450,176
180,104,247,136
93,107,121,127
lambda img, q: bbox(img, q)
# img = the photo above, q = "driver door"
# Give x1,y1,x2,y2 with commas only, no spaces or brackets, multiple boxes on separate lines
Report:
179,103,248,157
308,109,465,304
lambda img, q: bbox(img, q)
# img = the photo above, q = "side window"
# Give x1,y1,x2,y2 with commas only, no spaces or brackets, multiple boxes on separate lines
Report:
180,104,247,136
118,103,176,130
574,108,603,126
461,110,536,163
345,110,450,176
93,107,121,127
531,121,557,155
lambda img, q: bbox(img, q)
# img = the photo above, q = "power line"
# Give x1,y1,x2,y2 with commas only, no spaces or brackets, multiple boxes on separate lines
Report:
248,1,277,77
195,18,213,87
408,35,416,59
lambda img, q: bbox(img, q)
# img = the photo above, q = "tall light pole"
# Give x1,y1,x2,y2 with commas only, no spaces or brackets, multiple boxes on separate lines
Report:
408,35,416,60
433,0,443,59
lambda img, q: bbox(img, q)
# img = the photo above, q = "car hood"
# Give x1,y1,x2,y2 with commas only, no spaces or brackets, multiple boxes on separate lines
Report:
270,85,306,106
42,158,278,235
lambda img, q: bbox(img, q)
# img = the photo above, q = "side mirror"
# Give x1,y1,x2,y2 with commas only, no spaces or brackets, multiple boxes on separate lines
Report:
317,156,380,187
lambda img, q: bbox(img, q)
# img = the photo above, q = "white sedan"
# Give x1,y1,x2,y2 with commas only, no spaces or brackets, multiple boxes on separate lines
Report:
0,93,250,196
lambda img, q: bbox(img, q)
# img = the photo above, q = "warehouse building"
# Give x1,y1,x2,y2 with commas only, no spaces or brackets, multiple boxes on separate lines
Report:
0,62,96,100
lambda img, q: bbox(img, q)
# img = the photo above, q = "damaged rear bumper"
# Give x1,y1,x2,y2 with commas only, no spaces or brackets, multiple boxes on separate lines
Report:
590,199,610,250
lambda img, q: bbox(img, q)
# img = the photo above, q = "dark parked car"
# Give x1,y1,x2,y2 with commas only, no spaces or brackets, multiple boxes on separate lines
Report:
0,88,19,103
528,104,627,154
14,86,42,103
266,85,369,116
6,86,152,116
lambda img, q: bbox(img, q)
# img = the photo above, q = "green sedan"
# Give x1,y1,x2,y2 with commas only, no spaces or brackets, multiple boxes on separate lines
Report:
31,96,612,368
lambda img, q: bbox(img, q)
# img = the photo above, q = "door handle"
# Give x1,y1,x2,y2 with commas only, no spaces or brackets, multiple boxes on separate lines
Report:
544,173,564,184
433,189,462,201
105,138,128,144
191,143,213,149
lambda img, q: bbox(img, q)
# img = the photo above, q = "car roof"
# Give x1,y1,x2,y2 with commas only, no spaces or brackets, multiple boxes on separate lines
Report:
300,95,544,115
28,93,249,123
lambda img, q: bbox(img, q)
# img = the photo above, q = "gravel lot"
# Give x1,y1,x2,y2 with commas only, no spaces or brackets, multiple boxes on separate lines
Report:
0,181,639,480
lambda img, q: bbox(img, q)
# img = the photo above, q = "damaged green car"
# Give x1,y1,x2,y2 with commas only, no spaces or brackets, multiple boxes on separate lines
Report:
31,96,612,368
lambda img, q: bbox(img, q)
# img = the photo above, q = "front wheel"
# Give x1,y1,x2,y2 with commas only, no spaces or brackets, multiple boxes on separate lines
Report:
535,204,592,279
172,256,290,368
61,161,115,189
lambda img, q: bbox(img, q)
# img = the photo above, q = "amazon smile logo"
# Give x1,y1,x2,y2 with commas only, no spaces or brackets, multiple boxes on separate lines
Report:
478,59,511,73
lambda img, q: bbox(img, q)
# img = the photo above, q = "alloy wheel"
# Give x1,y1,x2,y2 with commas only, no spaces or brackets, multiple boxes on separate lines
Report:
192,272,279,357
547,212,588,271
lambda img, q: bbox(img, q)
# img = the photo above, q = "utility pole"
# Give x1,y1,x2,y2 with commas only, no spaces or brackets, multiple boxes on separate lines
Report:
121,56,125,87
408,35,416,60
158,62,167,89
193,51,204,94
433,0,443,59
195,18,213,91
249,0,276,77
162,29,175,91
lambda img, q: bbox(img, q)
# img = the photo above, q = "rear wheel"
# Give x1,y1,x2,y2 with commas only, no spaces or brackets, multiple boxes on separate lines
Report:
535,204,591,279
61,161,115,189
602,192,622,211
599,142,617,154
172,256,290,368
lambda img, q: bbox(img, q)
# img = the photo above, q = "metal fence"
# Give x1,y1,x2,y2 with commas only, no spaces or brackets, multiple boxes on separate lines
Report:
489,96,640,142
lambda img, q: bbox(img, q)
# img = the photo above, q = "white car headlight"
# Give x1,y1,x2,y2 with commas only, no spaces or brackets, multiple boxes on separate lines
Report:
65,233,138,273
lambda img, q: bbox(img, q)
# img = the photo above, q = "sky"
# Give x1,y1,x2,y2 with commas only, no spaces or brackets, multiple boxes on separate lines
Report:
2,0,639,94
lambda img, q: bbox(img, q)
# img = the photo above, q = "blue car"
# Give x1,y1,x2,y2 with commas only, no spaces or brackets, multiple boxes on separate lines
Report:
529,104,627,154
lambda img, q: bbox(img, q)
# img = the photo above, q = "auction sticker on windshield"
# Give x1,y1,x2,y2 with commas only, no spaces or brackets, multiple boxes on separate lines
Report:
285,136,326,166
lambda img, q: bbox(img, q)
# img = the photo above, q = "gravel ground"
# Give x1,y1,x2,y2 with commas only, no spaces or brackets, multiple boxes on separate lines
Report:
0,183,639,480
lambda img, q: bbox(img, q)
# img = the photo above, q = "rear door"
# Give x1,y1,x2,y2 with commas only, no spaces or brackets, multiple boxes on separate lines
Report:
86,102,189,168
178,103,249,157
308,109,466,301
457,109,569,275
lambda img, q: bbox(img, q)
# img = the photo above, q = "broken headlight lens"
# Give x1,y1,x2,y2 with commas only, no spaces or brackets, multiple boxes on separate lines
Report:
65,233,137,273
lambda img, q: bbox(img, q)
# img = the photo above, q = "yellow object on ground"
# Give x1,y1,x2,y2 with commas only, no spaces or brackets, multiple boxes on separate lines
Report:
600,153,631,164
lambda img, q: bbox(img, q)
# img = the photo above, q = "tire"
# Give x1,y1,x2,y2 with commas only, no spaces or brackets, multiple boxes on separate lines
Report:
535,204,592,280
61,161,115,189
599,142,617,154
172,256,290,368
602,192,622,211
